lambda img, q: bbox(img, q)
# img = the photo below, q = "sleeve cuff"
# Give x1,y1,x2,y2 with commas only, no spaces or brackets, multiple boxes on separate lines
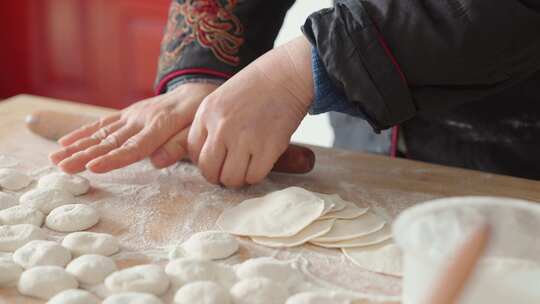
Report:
166,75,226,92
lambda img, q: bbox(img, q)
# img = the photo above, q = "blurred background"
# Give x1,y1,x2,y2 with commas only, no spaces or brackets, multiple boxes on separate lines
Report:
0,0,333,147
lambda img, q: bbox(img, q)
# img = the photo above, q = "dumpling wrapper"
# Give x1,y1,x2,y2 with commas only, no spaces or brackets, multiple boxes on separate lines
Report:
310,224,391,248
251,219,336,248
312,212,385,242
342,240,403,277
319,202,369,220
217,187,325,238
315,193,348,215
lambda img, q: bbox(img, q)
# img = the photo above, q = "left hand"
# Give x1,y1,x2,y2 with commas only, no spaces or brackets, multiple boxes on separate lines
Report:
188,36,314,187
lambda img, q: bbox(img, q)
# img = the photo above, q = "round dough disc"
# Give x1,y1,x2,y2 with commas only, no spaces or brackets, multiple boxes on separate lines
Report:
230,277,288,304
38,172,90,196
0,260,23,287
47,289,100,304
342,240,403,277
312,212,385,242
46,204,99,232
0,192,17,210
217,187,325,237
19,188,75,214
62,231,120,257
165,258,236,288
180,231,239,260
0,168,32,191
66,254,117,285
17,266,78,300
174,281,231,304
319,202,369,220
105,264,170,296
251,219,335,248
285,291,353,304
103,292,164,304
310,224,392,248
0,205,44,226
315,193,348,214
13,240,72,269
0,224,47,251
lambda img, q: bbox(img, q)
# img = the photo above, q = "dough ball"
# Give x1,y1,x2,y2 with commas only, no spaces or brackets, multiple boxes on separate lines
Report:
13,240,71,269
0,224,46,251
165,257,236,288
66,254,117,285
38,172,90,196
180,231,239,260
0,205,44,226
18,266,78,300
0,192,17,210
236,257,301,289
174,281,231,304
19,188,75,214
217,187,325,237
230,277,288,304
103,292,164,304
46,204,99,232
105,264,170,296
47,289,100,304
0,168,32,191
0,260,23,287
62,231,120,257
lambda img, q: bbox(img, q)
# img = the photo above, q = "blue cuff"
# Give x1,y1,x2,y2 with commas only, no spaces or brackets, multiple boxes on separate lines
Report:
166,75,225,92
309,48,366,118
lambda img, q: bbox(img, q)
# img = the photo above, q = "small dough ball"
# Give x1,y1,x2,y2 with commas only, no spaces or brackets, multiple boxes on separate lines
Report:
230,277,288,304
174,281,231,304
19,188,75,214
0,192,17,210
38,172,90,196
103,292,164,304
47,289,100,304
236,257,301,289
18,266,78,300
0,224,47,251
165,257,237,288
46,204,99,232
0,168,32,191
0,260,23,286
0,205,44,226
180,231,239,260
13,240,72,269
66,254,117,285
62,231,119,256
105,264,170,296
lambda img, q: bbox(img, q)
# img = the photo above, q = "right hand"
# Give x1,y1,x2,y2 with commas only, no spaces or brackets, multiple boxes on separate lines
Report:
49,82,218,174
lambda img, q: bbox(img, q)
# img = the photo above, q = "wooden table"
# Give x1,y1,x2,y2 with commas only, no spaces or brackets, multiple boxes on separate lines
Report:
1,94,539,303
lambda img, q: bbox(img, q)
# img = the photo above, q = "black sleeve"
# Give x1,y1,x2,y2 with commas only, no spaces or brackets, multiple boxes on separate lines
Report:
155,0,296,93
302,0,540,130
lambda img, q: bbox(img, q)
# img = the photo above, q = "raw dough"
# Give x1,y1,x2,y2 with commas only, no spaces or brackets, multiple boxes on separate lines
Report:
0,224,47,251
46,204,99,232
0,260,23,287
310,224,392,248
174,281,231,304
251,219,335,248
105,264,170,296
103,292,164,304
230,277,288,304
217,187,325,237
19,188,75,214
66,254,117,285
38,172,90,196
319,202,369,220
0,168,32,191
235,257,301,290
285,291,352,304
342,240,403,277
179,231,239,260
0,192,17,210
312,212,385,242
165,257,236,288
62,231,120,256
47,289,100,304
13,240,72,269
315,193,348,214
0,154,19,168
0,205,44,226
17,266,78,300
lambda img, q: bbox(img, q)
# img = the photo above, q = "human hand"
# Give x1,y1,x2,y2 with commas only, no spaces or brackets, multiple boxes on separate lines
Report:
49,82,218,174
188,36,314,187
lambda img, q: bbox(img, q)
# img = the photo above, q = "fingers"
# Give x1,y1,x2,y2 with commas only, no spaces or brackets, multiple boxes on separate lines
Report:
219,147,251,188
245,151,277,185
57,124,139,173
58,113,121,147
150,128,190,169
187,123,207,165
197,138,227,184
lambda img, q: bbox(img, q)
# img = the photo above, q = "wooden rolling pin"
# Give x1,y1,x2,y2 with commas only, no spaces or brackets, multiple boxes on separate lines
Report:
26,110,315,174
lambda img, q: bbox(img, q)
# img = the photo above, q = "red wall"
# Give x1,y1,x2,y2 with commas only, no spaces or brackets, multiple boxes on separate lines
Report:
0,0,170,109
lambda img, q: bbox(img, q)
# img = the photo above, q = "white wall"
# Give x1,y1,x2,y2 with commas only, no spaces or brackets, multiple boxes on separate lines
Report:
274,0,334,148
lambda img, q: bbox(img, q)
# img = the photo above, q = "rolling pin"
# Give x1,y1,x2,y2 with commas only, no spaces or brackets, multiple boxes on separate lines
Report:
26,110,315,174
